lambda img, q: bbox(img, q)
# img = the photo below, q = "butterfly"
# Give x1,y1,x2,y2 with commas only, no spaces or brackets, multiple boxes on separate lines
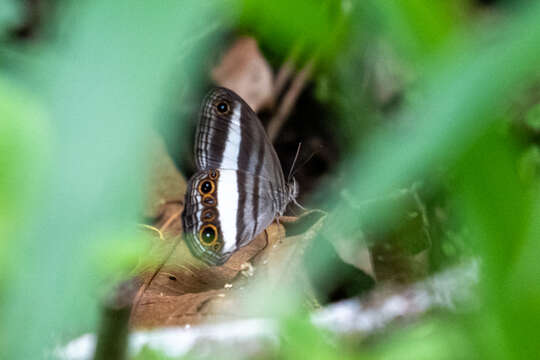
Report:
182,87,298,266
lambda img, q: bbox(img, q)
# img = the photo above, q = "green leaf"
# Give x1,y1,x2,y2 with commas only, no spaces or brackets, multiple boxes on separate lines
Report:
524,102,540,131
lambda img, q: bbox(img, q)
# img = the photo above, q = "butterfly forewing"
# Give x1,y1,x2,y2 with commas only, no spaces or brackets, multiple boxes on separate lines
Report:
195,88,285,183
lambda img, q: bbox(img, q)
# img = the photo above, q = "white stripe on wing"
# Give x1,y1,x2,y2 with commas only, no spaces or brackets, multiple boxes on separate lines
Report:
217,103,242,253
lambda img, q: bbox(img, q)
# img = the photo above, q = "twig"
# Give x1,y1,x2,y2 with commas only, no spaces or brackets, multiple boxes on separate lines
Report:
129,235,183,326
272,57,296,105
138,224,164,240
157,206,183,233
312,260,479,334
92,280,139,360
267,59,314,142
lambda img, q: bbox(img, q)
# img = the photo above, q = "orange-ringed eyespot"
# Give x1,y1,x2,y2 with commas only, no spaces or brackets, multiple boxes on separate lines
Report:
209,169,219,180
216,101,229,114
199,224,218,246
202,208,216,222
198,179,214,195
202,194,216,207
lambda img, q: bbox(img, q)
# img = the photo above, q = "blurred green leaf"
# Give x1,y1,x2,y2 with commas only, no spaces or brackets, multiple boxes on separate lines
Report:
368,318,472,360
363,0,465,61
524,102,540,131
0,0,20,37
0,1,221,358
0,76,49,285
519,145,540,181
454,128,528,282
239,0,348,63
324,0,540,249
133,347,175,360
502,188,540,359
281,317,353,360
89,228,153,282
452,127,536,359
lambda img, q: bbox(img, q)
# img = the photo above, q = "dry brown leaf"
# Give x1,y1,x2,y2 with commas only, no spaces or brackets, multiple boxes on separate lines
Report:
175,211,326,321
256,211,326,289
131,225,275,327
130,209,326,328
211,36,274,112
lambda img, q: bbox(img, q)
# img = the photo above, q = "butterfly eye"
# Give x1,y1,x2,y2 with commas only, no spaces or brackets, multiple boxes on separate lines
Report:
198,179,215,195
199,224,218,246
216,101,229,114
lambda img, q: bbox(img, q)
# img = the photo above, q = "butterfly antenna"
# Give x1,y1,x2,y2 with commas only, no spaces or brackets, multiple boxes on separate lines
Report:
291,197,306,211
287,142,303,182
291,145,322,178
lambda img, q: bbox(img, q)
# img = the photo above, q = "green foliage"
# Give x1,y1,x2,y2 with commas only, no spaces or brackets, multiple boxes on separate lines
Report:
280,318,355,360
0,1,220,359
303,0,540,358
133,347,176,360
452,129,534,359
519,145,540,180
0,77,49,288
239,0,349,64
367,318,472,360
364,0,465,60
0,0,20,37
525,102,540,131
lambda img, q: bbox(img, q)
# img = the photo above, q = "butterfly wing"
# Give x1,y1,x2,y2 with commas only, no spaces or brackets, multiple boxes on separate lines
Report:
195,87,286,192
182,87,289,265
182,169,279,265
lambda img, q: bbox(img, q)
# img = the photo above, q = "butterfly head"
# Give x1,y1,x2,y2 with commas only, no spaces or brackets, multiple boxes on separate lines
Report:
287,177,299,202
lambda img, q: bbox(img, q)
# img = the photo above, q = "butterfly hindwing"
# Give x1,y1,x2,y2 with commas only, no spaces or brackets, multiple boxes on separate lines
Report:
183,168,279,265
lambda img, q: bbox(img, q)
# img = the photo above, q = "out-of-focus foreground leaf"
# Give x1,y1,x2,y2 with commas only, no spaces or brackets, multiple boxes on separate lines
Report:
326,0,540,250
0,77,48,286
303,1,540,358
239,0,349,62
0,0,20,37
0,1,221,359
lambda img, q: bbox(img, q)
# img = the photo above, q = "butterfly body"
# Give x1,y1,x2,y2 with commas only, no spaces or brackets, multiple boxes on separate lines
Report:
182,87,297,265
